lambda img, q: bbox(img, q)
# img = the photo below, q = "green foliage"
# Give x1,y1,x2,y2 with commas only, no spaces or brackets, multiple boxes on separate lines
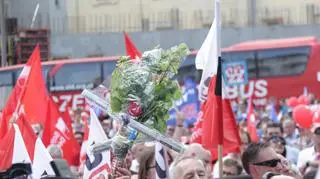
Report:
110,43,190,132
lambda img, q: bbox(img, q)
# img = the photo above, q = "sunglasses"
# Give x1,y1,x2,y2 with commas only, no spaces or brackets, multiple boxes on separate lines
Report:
253,159,281,167
315,128,320,135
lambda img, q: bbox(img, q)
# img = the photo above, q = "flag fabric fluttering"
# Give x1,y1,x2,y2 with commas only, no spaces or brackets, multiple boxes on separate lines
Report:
0,123,32,171
247,96,259,142
11,123,32,166
32,138,55,178
124,32,142,60
42,96,81,166
0,45,41,139
0,46,56,176
83,108,111,178
192,0,241,160
155,142,168,179
195,19,218,102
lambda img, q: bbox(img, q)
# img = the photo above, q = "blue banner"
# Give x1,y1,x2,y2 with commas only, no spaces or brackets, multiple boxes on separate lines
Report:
222,60,248,86
170,77,200,127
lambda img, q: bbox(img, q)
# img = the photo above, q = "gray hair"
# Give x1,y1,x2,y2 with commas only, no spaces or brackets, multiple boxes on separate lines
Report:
47,144,63,159
169,155,205,179
282,119,294,127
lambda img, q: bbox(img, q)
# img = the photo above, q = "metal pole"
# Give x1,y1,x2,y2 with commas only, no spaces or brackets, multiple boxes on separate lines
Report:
0,0,7,67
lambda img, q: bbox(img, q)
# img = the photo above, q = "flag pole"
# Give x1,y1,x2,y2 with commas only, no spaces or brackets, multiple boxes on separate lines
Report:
214,0,223,177
218,145,223,177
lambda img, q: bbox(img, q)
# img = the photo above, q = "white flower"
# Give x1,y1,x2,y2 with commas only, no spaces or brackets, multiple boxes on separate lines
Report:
142,48,162,59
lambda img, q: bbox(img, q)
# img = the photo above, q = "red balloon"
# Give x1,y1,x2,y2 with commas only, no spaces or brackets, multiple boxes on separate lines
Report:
298,95,309,105
287,97,298,107
293,105,313,129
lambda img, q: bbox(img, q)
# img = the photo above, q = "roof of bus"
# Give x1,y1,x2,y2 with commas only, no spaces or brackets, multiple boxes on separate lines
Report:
0,36,317,72
223,36,317,52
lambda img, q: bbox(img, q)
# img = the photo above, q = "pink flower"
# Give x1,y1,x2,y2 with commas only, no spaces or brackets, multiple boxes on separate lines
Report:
128,101,143,117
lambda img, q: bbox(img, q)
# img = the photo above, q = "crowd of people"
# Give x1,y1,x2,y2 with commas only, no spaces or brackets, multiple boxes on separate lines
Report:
31,92,320,179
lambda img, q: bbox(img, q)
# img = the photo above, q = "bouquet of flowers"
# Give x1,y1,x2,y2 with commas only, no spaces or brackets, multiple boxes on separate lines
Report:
110,43,190,133
83,44,189,175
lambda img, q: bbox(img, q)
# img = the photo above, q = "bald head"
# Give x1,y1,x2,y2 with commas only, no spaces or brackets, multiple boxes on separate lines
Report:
180,144,212,178
171,157,207,179
182,143,211,164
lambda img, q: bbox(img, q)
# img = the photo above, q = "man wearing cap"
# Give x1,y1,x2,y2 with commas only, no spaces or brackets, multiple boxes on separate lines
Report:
297,123,320,175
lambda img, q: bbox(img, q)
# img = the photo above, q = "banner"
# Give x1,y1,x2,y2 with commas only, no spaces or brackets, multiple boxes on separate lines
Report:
222,60,248,86
173,77,200,123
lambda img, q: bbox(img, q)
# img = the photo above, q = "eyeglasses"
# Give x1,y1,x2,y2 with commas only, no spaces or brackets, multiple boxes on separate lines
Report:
253,159,281,167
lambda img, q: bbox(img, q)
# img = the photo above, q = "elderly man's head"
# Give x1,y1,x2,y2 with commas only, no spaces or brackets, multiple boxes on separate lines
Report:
282,120,295,137
180,144,212,178
47,144,63,159
170,156,207,179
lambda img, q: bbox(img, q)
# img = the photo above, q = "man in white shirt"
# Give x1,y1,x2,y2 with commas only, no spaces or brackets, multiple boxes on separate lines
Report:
297,123,320,175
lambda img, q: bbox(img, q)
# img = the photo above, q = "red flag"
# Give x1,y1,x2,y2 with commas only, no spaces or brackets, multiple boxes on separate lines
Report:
123,32,141,60
189,105,204,144
201,75,241,160
42,96,81,166
21,49,48,125
0,116,36,171
0,126,15,170
0,46,41,138
247,96,259,142
16,114,37,160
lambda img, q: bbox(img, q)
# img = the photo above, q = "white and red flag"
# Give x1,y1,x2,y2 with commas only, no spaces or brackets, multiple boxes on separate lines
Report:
83,108,111,179
191,0,241,160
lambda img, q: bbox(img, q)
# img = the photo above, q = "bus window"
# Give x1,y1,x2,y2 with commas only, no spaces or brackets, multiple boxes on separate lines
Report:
102,61,117,79
222,51,256,78
14,65,52,85
0,86,13,109
0,71,14,109
53,63,101,90
257,47,310,77
0,71,13,86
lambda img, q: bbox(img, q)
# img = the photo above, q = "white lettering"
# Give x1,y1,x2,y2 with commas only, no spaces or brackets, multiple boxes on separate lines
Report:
254,80,268,97
225,85,238,99
72,94,85,110
225,79,268,100
59,95,72,112
240,81,254,98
